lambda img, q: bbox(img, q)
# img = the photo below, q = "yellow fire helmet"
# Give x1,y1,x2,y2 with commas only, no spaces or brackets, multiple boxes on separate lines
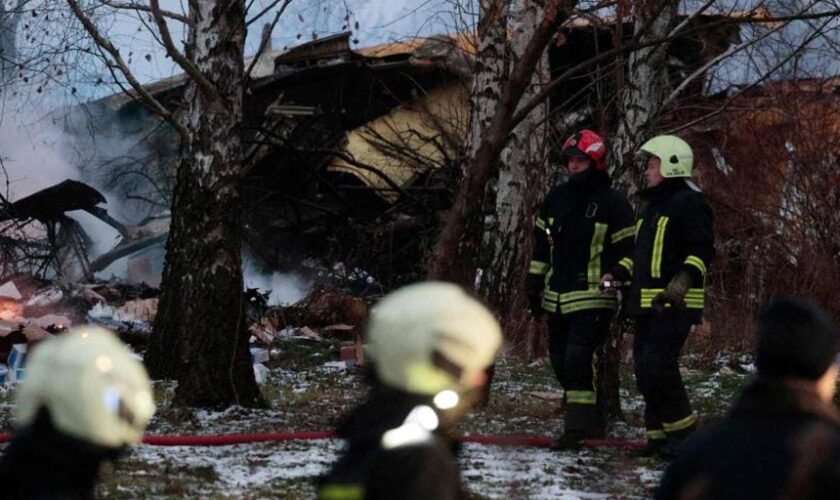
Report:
14,326,156,448
366,281,502,395
639,134,694,178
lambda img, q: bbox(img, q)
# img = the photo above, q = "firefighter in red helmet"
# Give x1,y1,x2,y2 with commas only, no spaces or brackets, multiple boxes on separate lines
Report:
526,129,635,449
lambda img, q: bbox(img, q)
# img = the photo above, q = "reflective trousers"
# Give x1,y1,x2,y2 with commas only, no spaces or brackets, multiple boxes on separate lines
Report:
633,309,696,441
548,310,611,435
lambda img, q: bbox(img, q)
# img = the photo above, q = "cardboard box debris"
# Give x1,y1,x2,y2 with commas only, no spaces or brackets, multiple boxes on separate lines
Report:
253,362,270,384
8,344,26,383
250,347,269,364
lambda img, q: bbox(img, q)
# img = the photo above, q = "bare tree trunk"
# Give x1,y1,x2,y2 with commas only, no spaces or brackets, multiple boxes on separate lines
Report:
145,0,263,408
598,0,679,422
611,0,678,190
428,0,508,288
480,0,549,342
0,0,23,84
428,0,576,287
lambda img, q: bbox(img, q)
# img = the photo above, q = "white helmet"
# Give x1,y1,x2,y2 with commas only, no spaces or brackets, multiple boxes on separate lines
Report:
640,134,694,178
366,281,502,395
15,327,155,448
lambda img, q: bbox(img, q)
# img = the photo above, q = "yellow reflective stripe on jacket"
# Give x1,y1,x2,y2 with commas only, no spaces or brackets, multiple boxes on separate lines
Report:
611,225,635,243
647,429,667,440
651,217,669,278
544,290,616,314
684,255,707,276
560,299,617,314
619,257,633,275
663,414,697,433
535,217,546,230
640,288,705,309
529,260,549,275
566,390,596,405
318,484,365,500
634,219,643,239
588,223,608,288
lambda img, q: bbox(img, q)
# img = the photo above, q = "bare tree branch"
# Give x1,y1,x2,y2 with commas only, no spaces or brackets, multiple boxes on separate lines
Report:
666,14,835,135
511,7,840,131
65,0,187,139
245,0,291,27
99,0,192,24
245,0,293,78
148,0,217,98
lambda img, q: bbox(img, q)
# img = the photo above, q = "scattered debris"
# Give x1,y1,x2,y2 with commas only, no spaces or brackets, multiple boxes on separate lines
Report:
526,391,565,401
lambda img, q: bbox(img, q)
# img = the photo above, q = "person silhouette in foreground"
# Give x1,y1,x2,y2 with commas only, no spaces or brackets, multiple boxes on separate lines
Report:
657,297,840,499
0,327,156,499
318,281,502,500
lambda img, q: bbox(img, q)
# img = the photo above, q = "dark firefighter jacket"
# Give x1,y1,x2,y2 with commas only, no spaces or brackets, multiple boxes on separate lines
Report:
657,378,840,500
528,170,635,315
0,408,123,500
318,387,463,500
613,179,714,318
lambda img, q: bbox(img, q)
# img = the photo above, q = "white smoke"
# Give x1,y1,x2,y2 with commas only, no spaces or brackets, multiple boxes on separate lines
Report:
243,259,311,306
0,106,81,199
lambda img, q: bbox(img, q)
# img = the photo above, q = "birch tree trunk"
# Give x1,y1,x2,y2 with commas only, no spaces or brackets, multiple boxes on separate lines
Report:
0,0,23,85
598,0,679,421
428,0,576,287
145,0,263,408
610,0,679,190
480,0,549,340
427,0,508,288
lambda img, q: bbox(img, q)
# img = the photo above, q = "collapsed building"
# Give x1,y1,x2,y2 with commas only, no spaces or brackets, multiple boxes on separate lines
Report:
3,13,754,291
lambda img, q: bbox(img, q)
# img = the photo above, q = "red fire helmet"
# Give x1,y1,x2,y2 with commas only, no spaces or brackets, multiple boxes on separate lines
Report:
561,129,607,171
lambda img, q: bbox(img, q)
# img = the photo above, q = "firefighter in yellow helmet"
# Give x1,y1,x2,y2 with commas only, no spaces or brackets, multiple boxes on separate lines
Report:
0,327,156,498
607,135,715,458
318,282,502,500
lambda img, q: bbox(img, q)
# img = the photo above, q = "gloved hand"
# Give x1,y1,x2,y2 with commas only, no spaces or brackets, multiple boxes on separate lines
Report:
651,271,692,313
528,292,544,319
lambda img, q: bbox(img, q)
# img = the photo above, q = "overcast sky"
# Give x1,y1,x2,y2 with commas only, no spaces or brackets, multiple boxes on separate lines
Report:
100,0,476,87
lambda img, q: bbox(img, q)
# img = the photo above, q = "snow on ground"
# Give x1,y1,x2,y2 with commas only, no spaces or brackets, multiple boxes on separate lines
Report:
0,336,752,499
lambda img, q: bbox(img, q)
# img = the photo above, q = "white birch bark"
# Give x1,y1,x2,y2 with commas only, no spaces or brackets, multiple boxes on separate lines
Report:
480,0,549,321
610,0,680,193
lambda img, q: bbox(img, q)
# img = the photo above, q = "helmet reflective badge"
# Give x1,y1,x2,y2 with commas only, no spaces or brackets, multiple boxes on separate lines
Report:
14,327,155,448
366,282,502,395
639,135,694,178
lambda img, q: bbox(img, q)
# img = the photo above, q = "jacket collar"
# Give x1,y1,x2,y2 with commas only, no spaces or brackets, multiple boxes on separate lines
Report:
640,178,686,202
730,378,840,428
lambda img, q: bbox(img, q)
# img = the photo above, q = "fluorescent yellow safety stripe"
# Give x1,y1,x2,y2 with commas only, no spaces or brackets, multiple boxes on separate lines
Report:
566,390,596,405
558,290,606,301
663,414,697,433
319,484,365,500
647,429,667,440
535,217,546,230
651,217,669,278
588,223,608,289
543,290,559,301
611,225,635,243
543,301,558,313
529,260,549,275
635,219,643,238
684,255,707,276
640,288,705,309
560,299,617,314
619,257,633,275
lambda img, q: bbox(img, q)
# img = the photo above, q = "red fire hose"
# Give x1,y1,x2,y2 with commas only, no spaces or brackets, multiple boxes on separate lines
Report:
0,431,644,448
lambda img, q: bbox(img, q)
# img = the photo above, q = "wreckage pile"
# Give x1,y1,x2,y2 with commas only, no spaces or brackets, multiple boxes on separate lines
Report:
0,276,370,387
